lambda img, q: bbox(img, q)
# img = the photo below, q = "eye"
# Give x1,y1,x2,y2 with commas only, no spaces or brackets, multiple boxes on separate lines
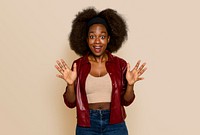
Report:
89,35,95,39
100,35,106,39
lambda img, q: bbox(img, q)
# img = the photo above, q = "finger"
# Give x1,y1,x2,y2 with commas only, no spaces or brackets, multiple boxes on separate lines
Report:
56,60,64,69
133,60,141,70
56,74,64,79
72,63,77,71
138,67,147,76
55,65,64,74
127,63,130,72
137,77,144,81
138,62,146,72
61,59,69,69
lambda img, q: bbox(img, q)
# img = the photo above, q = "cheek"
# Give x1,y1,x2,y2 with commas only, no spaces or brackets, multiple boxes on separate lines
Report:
101,39,108,44
101,39,105,43
87,39,93,45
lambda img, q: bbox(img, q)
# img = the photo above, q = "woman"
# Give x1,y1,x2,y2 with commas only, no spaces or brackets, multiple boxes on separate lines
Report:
55,7,147,135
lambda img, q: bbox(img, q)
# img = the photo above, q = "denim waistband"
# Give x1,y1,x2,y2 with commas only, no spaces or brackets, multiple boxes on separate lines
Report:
89,109,110,114
89,109,110,120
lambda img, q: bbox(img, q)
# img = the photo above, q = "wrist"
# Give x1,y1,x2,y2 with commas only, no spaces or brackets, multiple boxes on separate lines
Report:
127,82,135,87
67,82,74,88
67,80,74,85
126,84,134,92
66,83,75,93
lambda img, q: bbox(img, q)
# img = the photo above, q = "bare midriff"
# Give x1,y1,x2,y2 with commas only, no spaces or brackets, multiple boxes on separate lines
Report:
88,102,111,110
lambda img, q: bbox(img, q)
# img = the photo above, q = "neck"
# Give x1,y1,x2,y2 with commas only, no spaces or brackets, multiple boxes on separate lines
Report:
89,53,107,63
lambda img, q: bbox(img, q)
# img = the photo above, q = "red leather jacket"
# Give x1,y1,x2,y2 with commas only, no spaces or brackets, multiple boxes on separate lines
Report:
63,51,135,127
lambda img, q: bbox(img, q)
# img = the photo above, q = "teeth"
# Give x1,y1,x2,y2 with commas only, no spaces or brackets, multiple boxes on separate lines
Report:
94,46,101,49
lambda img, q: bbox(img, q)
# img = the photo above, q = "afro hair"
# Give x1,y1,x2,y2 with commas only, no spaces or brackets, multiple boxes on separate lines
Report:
69,7,128,56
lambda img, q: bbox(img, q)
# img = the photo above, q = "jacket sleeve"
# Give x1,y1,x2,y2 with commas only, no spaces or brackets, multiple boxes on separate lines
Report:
120,59,135,106
63,62,77,108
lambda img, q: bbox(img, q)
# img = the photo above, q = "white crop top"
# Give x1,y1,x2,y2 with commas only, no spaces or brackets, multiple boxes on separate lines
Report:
85,73,112,103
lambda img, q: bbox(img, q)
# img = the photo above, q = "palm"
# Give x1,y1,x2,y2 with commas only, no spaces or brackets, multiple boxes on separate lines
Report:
126,68,139,84
55,59,77,85
62,68,77,84
126,60,147,85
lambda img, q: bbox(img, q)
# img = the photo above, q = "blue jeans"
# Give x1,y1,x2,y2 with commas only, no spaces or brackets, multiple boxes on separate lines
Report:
76,110,128,135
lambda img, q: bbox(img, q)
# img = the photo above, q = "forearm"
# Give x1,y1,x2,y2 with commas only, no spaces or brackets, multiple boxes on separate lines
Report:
64,84,76,103
123,84,135,102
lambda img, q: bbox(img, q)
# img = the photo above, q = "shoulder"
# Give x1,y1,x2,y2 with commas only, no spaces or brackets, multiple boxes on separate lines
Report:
73,55,87,63
73,56,83,63
72,55,89,70
110,53,127,67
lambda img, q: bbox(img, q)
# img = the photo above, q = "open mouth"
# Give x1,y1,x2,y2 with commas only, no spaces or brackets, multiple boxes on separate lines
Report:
93,46,102,53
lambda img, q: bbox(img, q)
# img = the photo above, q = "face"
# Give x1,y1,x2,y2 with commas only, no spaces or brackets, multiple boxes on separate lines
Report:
87,24,110,57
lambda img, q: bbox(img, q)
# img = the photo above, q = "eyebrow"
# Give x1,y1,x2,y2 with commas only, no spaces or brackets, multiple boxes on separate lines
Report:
88,31,107,34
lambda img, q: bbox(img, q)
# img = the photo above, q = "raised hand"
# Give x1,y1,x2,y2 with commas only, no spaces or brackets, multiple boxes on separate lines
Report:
55,59,77,85
126,60,147,86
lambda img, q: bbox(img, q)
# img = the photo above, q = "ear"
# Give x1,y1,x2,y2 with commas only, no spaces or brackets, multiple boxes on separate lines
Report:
108,36,110,43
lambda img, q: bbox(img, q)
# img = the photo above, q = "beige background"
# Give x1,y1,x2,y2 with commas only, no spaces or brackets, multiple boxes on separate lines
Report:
0,0,200,135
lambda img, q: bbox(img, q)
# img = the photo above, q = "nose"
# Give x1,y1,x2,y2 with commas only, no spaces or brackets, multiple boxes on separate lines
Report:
94,37,100,44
